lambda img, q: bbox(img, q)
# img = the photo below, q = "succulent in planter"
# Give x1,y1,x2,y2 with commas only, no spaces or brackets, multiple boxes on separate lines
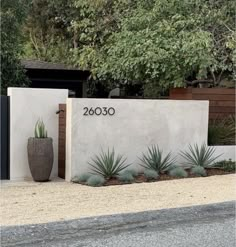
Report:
27,120,53,182
34,119,48,138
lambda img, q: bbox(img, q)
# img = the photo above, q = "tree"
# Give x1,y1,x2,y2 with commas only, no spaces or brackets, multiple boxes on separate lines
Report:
78,0,235,96
23,0,74,62
1,0,30,95
23,0,236,97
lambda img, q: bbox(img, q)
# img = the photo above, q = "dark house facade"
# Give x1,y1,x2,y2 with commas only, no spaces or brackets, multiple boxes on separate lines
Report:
21,60,90,97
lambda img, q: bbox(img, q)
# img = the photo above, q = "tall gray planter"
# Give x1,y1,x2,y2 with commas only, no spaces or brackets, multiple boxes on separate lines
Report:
27,137,54,182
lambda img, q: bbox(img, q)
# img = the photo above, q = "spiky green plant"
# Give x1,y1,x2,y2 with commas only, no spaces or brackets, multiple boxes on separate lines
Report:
191,166,207,177
34,119,48,138
88,148,130,179
180,143,222,168
208,115,235,145
169,167,188,178
144,169,159,180
140,145,175,173
212,159,236,172
72,174,91,183
87,175,105,187
118,171,134,183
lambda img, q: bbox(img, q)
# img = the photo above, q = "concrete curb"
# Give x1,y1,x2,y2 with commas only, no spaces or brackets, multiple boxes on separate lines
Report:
1,201,235,246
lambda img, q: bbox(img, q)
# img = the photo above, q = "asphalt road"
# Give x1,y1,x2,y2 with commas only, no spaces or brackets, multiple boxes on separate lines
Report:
1,201,235,247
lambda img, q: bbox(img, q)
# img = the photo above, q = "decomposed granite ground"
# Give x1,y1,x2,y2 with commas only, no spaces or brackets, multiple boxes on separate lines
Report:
1,174,235,226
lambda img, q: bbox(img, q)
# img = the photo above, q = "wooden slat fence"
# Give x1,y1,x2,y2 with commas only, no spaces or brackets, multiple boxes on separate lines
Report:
58,104,66,178
169,88,235,120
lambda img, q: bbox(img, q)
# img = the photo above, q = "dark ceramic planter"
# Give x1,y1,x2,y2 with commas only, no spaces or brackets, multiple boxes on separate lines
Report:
27,137,54,182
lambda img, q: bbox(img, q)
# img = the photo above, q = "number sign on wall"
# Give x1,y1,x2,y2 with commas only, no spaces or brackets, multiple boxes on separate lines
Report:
83,107,115,116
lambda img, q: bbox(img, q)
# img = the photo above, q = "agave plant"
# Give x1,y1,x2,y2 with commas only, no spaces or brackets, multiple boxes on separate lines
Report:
140,145,176,173
208,115,235,145
34,119,47,138
88,148,130,179
180,143,222,168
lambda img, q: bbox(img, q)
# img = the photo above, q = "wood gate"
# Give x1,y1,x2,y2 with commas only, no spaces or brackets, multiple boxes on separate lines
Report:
58,104,66,178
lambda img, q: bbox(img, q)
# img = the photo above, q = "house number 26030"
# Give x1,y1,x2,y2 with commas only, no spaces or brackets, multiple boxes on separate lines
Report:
83,107,115,116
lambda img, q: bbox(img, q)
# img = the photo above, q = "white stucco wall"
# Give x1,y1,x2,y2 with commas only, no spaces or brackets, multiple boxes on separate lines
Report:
213,146,235,161
66,98,210,181
8,88,68,180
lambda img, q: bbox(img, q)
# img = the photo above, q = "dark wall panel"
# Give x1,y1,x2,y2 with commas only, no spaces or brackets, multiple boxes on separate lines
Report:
1,96,9,179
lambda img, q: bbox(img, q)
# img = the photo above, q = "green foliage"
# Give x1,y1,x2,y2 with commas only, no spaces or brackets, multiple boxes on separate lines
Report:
180,143,221,168
169,167,188,178
213,159,236,172
191,166,207,177
144,169,159,180
34,120,48,138
87,175,105,187
118,171,134,183
22,1,235,96
1,0,30,94
140,145,175,173
125,169,139,177
208,115,235,145
88,148,130,179
72,173,91,183
76,0,236,96
22,0,72,62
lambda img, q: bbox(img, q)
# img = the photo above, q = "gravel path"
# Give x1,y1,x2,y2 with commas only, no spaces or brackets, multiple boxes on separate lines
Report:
1,174,235,226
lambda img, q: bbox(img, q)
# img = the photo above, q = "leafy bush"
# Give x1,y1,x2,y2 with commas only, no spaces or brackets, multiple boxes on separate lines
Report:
88,148,130,179
169,167,188,178
213,159,236,172
208,115,235,145
125,169,139,177
140,145,175,173
118,171,134,183
144,169,159,180
191,166,207,177
180,143,221,168
87,175,105,187
72,174,91,183
34,120,47,138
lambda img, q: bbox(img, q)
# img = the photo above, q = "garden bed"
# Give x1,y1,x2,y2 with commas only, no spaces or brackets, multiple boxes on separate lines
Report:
75,168,235,187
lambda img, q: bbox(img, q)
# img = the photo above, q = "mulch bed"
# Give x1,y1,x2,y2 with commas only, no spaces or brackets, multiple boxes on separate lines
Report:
77,168,235,187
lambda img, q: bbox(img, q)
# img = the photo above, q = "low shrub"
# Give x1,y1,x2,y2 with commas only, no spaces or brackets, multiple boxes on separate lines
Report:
169,167,188,178
72,174,91,183
71,176,80,183
191,166,207,177
144,169,159,180
118,171,134,183
87,175,105,187
213,159,236,172
125,169,139,177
